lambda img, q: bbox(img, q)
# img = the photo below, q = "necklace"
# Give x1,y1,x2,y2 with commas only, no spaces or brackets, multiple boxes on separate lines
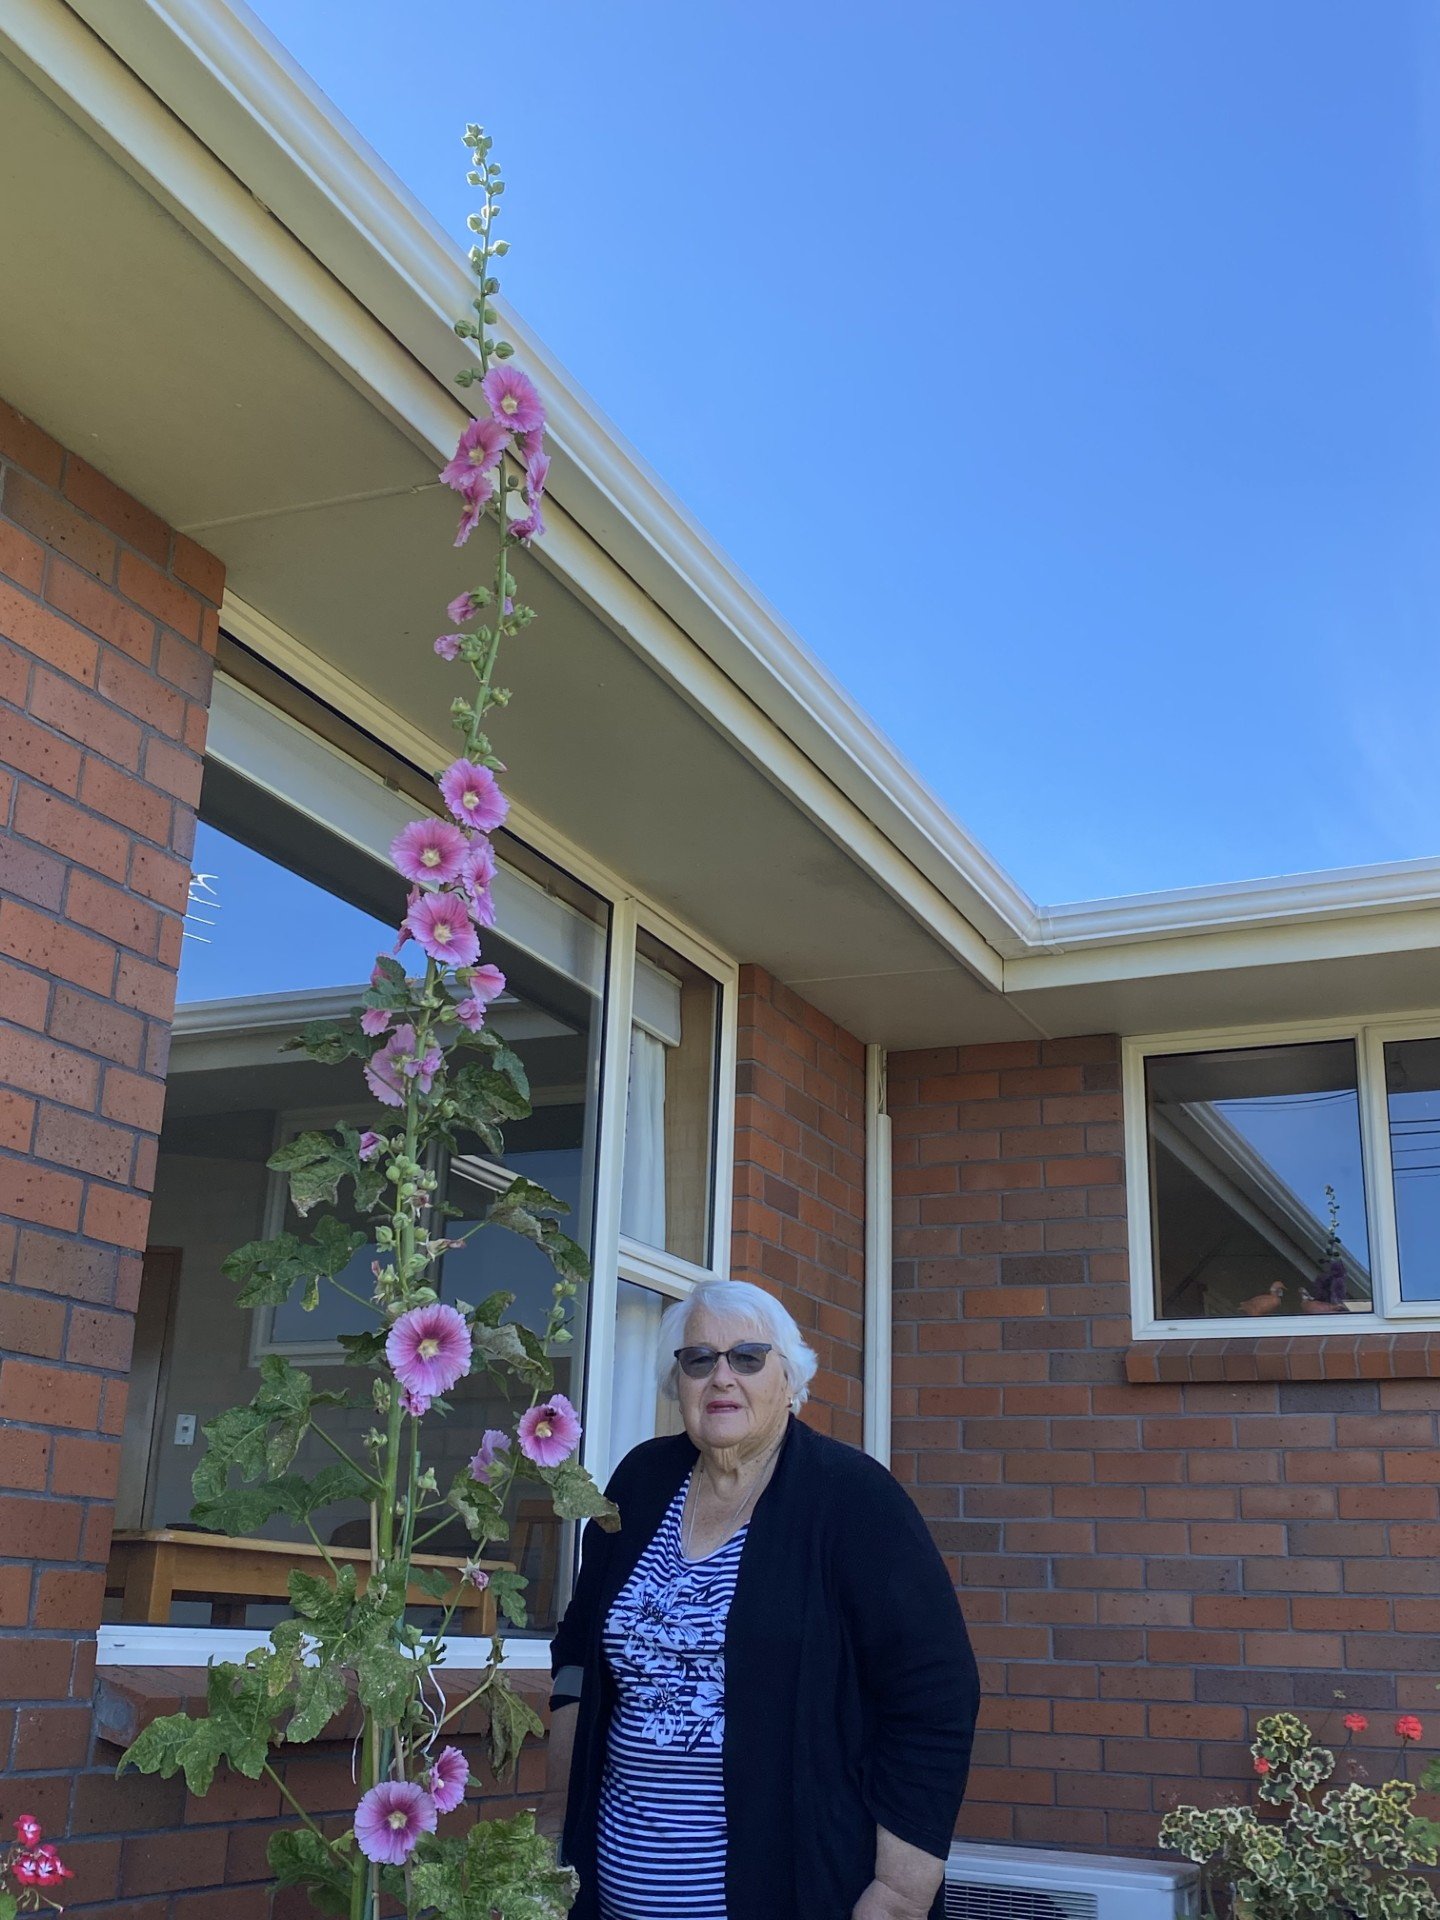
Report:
681,1432,786,1561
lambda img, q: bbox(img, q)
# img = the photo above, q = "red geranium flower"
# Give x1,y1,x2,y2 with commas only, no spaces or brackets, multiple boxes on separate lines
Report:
1396,1715,1424,1743
1343,1713,1368,1734
1254,1757,1271,1775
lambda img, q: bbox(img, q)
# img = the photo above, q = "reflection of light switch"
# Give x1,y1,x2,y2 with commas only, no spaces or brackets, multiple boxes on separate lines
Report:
173,1414,197,1447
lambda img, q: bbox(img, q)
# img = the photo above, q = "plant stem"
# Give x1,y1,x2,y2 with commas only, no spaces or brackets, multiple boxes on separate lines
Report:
310,1422,384,1492
264,1763,343,1854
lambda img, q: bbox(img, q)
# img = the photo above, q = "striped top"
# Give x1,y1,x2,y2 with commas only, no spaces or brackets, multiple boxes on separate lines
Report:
596,1480,746,1920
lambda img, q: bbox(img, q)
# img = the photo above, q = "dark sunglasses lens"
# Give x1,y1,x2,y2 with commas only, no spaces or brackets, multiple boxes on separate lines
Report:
677,1348,717,1378
731,1345,768,1374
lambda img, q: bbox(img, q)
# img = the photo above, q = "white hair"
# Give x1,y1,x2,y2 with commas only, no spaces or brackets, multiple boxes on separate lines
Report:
655,1280,818,1413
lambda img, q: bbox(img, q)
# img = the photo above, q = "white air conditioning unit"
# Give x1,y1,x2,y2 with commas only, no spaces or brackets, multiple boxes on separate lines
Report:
944,1842,1200,1920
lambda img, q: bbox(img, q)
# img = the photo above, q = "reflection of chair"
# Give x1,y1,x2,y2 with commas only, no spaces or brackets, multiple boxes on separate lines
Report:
513,1500,560,1626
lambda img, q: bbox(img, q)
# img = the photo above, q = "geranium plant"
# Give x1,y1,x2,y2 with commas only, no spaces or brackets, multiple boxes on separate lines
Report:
1160,1711,1440,1920
0,1815,74,1915
117,126,616,1920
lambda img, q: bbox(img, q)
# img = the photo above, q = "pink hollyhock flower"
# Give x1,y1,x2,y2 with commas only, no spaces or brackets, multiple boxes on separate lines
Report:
447,591,485,625
365,1024,443,1107
14,1815,42,1847
1344,1712,1368,1734
525,448,550,507
463,838,497,897
434,634,464,661
453,479,495,547
400,1387,431,1417
427,1746,468,1816
391,818,470,887
517,1394,582,1467
360,1008,391,1037
404,891,481,968
469,1429,511,1484
1396,1715,1424,1742
517,425,545,465
461,1559,490,1590
354,1780,437,1865
358,1129,385,1162
439,417,511,494
455,962,506,1032
481,365,544,436
387,1303,472,1399
507,504,545,545
438,759,508,832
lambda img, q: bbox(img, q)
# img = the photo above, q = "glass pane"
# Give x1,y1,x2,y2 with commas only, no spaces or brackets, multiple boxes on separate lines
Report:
610,1281,685,1470
115,760,607,1640
1385,1037,1440,1303
620,930,719,1266
1145,1041,1372,1321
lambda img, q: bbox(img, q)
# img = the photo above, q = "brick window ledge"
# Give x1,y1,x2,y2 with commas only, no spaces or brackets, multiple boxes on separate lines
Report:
1126,1331,1440,1385
94,1665,554,1751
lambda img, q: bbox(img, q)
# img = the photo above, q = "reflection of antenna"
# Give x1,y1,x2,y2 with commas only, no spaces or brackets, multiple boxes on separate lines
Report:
183,870,222,946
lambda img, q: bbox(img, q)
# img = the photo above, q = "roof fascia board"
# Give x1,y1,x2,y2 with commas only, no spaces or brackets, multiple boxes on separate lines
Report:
59,0,1039,961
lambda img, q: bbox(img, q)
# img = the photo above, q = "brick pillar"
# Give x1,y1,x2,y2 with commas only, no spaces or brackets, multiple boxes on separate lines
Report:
0,398,222,1892
730,965,866,1443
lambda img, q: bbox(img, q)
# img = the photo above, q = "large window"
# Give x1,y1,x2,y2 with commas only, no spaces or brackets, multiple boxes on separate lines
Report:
1128,1019,1440,1334
103,672,736,1663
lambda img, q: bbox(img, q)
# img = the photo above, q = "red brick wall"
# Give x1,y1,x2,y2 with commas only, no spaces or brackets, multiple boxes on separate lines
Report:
890,1033,1440,1853
730,965,866,1444
0,396,222,1906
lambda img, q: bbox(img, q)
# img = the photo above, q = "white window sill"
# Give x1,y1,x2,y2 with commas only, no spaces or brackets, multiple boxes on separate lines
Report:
96,1624,553,1669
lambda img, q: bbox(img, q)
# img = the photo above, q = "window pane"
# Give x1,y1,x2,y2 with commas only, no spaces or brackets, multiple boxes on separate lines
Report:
610,1281,685,1469
620,930,719,1266
1384,1037,1440,1303
1145,1041,1372,1321
115,760,607,1641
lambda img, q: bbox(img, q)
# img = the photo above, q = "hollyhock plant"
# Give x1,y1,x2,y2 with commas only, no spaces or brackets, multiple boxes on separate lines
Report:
481,364,544,435
354,1780,438,1865
387,1303,472,1399
404,890,482,968
439,758,508,831
469,1428,511,1483
518,1393,582,1467
391,818,470,887
118,123,609,1920
427,1746,469,1816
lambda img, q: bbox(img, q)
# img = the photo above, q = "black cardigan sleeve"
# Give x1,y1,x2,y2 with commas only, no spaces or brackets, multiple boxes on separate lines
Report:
835,1457,981,1861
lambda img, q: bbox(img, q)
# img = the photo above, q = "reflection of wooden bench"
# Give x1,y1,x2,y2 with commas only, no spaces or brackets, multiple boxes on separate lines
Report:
107,1531,499,1636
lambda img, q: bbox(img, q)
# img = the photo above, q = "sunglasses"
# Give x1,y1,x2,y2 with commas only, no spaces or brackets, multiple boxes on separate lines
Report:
674,1342,773,1380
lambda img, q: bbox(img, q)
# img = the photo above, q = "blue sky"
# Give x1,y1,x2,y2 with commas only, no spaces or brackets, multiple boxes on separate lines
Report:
246,0,1440,905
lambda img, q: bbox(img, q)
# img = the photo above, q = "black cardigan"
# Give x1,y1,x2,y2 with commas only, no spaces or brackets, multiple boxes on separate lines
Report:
550,1417,980,1920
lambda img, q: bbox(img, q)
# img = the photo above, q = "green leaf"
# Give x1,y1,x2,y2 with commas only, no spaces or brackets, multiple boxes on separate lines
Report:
409,1565,454,1604
336,1328,389,1365
452,1059,531,1128
536,1459,620,1532
268,1827,353,1917
486,1566,529,1630
282,1018,367,1065
486,1674,546,1781
222,1219,367,1310
447,1468,509,1546
0,1888,18,1920
191,1404,269,1506
472,1320,550,1391
191,1461,369,1537
355,1641,412,1727
118,1657,284,1795
284,1659,350,1745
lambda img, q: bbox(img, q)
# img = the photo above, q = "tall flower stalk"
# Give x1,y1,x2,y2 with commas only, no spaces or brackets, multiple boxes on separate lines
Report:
118,127,614,1920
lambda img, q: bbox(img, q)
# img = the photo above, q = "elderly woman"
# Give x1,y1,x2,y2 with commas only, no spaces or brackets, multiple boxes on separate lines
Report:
543,1279,979,1920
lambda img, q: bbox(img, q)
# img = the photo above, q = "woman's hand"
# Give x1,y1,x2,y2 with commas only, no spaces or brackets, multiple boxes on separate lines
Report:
852,1881,933,1920
852,1827,943,1920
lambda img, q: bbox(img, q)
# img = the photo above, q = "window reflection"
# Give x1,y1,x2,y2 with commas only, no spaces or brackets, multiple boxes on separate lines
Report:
114,768,606,1639
620,931,719,1267
1145,1041,1372,1320
1385,1038,1440,1304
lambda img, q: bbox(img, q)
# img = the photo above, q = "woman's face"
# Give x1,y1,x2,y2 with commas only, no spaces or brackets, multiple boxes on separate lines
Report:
675,1306,793,1458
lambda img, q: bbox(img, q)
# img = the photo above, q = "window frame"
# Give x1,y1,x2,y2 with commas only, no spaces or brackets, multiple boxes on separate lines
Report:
99,671,738,1668
1124,1010,1440,1339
